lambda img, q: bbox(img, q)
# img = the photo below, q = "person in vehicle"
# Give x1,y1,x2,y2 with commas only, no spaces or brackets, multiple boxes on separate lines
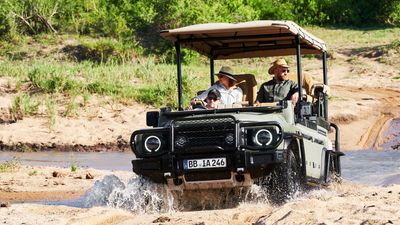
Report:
255,59,298,104
204,88,221,109
192,66,243,106
191,88,222,110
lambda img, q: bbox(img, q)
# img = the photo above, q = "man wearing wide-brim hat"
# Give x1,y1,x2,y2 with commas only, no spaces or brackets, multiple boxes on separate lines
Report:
256,58,298,104
194,66,243,105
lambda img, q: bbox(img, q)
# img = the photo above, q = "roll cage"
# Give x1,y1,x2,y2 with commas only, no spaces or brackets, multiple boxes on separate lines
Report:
161,20,329,122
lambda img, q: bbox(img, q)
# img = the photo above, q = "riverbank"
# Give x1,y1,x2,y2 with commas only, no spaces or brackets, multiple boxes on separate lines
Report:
0,165,399,225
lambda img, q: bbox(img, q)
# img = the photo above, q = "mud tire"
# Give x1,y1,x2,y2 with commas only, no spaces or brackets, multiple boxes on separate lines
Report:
255,146,302,204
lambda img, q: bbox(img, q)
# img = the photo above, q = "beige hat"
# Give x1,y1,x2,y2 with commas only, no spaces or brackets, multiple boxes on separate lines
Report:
268,58,289,75
216,66,237,81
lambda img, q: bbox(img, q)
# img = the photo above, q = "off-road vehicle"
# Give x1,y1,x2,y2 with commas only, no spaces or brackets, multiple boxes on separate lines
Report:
130,21,343,200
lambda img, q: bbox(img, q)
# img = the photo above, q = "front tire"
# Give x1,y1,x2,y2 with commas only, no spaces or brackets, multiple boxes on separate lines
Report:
255,145,303,204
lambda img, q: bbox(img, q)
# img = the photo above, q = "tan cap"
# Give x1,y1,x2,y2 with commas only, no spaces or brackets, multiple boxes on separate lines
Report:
268,58,289,75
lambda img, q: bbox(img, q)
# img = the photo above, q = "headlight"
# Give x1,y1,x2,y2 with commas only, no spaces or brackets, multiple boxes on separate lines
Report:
254,129,273,146
130,128,169,157
241,123,283,149
144,135,161,152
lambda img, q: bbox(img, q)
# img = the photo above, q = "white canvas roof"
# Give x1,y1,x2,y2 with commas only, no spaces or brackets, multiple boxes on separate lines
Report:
161,20,327,59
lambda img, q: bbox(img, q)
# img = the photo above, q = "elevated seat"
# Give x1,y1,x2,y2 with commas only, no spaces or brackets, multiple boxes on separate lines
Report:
234,74,257,106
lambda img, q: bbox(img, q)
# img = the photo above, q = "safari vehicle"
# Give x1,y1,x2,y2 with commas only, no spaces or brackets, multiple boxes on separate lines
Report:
130,21,343,200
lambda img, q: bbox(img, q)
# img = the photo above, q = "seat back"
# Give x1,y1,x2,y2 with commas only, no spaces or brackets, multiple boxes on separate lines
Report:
234,74,257,106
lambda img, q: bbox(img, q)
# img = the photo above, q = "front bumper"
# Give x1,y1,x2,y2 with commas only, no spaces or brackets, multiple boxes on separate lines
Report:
132,149,284,189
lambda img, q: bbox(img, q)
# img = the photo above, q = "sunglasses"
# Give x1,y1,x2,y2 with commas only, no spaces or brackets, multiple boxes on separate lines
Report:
280,68,290,73
207,96,220,101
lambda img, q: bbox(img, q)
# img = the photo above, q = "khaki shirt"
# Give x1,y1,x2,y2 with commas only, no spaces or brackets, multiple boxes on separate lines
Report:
286,72,314,95
256,79,297,103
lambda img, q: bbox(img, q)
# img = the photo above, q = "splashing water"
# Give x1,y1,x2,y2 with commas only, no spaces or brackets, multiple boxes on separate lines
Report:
107,176,175,213
81,175,174,213
81,175,126,208
80,174,276,213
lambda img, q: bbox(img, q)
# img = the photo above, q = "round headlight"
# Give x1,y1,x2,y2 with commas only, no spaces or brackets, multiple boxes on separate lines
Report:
254,129,273,146
144,135,161,152
175,135,188,148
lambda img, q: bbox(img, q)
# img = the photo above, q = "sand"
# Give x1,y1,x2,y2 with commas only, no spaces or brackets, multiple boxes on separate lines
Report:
0,165,399,225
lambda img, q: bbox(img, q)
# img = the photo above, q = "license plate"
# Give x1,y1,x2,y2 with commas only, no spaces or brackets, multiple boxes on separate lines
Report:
183,157,226,170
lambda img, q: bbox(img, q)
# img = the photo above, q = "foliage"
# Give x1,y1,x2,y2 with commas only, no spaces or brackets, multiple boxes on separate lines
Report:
29,170,38,176
70,164,78,172
0,158,20,173
1,0,399,55
388,40,400,50
11,94,40,117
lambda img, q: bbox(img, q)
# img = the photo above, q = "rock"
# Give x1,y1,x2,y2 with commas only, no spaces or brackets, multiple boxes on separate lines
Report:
152,216,171,223
52,171,64,177
85,172,94,179
0,202,10,207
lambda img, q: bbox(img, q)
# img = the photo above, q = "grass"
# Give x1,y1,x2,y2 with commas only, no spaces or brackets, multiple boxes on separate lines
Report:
70,164,78,172
0,158,20,173
0,26,399,111
69,152,78,172
45,95,57,130
11,94,40,117
29,170,38,176
0,57,211,108
306,26,400,51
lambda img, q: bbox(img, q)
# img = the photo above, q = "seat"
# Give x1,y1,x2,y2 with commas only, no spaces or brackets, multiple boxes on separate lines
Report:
286,72,314,95
311,83,330,117
234,74,257,106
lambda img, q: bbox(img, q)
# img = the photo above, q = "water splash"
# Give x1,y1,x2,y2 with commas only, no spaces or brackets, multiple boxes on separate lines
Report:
81,175,174,213
107,176,175,213
80,174,278,213
81,175,126,208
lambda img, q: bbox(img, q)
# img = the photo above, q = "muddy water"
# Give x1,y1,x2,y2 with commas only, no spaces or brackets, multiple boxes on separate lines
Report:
1,118,399,185
0,151,133,171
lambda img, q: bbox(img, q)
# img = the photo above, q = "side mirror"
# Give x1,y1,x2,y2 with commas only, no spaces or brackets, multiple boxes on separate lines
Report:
146,111,159,127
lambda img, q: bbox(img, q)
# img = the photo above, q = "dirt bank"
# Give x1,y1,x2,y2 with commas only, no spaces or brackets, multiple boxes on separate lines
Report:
1,81,399,152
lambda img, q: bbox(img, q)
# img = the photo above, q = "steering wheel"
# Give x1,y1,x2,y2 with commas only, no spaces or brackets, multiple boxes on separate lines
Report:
192,99,207,109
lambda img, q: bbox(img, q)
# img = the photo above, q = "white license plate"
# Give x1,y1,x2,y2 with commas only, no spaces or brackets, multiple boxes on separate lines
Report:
183,157,226,170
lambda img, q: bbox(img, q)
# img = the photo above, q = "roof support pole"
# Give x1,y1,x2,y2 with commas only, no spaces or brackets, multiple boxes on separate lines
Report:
295,35,303,119
175,41,183,111
322,51,328,120
210,50,215,85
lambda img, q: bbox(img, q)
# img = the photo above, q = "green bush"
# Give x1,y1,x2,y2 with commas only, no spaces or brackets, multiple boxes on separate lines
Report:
2,0,400,57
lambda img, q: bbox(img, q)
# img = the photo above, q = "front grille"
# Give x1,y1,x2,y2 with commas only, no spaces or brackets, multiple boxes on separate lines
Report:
173,117,236,152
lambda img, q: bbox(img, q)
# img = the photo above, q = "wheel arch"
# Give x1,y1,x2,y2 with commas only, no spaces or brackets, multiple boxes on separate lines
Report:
285,135,307,183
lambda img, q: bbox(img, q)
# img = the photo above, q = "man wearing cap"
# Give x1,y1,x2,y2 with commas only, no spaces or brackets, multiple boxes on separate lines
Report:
194,66,243,105
256,59,298,104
